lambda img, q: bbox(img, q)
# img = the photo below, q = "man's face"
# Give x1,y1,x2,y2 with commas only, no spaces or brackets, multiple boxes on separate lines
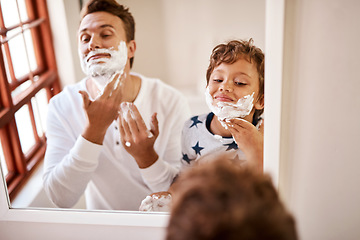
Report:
78,11,127,61
78,11,135,88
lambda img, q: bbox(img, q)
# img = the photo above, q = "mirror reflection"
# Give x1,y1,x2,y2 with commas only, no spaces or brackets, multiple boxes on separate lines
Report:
0,0,265,212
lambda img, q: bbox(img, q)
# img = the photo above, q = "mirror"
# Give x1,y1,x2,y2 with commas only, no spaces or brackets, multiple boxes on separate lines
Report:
3,0,268,211
0,0,284,237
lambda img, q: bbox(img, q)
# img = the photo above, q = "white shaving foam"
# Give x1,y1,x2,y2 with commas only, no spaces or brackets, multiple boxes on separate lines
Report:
120,102,154,138
79,41,128,91
139,194,172,212
205,87,254,128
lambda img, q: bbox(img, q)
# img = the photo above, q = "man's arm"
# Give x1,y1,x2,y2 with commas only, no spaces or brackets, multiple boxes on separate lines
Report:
43,74,125,207
118,96,191,192
43,103,102,208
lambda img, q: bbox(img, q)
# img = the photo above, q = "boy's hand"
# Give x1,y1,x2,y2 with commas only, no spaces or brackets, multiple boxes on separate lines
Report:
226,118,264,172
118,102,159,168
80,73,126,145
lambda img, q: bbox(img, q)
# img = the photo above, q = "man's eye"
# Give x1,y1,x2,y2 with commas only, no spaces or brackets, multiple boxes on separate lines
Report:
81,36,90,42
101,33,112,38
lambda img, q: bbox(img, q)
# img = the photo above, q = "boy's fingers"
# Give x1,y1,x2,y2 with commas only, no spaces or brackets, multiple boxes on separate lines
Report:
230,118,250,126
258,119,264,134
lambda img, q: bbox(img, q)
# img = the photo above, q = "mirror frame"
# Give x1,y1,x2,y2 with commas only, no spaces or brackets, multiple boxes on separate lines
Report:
0,0,285,238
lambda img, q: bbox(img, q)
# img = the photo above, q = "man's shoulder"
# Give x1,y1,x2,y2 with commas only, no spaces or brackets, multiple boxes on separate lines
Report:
136,73,184,97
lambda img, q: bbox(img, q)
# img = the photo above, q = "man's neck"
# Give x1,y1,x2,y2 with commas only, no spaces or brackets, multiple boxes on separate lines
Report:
86,73,141,102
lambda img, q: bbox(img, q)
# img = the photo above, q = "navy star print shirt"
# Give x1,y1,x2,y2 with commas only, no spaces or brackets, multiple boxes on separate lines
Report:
180,112,247,169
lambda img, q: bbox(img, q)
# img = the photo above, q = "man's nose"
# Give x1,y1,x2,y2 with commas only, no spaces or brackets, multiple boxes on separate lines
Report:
89,36,101,51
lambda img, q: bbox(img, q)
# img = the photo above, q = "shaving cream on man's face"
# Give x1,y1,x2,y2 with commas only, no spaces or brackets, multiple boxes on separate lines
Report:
79,41,128,91
205,87,254,127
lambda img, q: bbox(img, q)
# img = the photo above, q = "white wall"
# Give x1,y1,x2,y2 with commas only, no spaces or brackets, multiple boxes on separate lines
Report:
55,0,265,115
121,0,265,92
279,0,360,239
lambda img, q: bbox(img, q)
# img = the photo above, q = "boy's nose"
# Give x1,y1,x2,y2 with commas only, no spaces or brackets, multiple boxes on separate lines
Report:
219,81,233,92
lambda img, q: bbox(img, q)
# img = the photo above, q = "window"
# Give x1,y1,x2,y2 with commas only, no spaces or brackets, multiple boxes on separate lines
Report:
0,0,60,200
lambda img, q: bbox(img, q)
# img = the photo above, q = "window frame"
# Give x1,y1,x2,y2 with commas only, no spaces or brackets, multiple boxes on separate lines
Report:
0,0,60,200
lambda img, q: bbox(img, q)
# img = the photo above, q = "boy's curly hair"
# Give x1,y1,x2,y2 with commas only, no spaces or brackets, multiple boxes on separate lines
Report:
167,157,297,240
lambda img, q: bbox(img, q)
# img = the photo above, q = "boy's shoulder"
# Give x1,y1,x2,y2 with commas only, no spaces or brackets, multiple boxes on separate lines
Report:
184,113,211,129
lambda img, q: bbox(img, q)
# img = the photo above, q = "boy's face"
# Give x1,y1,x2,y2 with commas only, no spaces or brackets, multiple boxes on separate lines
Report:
207,58,264,119
78,11,135,69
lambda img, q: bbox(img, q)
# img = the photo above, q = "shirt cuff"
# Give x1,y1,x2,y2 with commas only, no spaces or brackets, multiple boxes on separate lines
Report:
139,158,169,181
70,135,103,165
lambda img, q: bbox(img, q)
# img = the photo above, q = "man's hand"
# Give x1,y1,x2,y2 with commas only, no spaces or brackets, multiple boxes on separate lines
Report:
118,102,160,168
139,191,172,212
226,118,264,172
79,73,125,144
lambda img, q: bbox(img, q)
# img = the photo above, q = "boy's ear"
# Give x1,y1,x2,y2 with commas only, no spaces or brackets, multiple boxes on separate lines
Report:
254,94,264,110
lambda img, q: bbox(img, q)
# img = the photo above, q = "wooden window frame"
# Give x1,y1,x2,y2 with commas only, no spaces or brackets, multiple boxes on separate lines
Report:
0,0,61,200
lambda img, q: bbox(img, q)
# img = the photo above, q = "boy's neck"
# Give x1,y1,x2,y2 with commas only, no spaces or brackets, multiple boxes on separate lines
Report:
210,116,232,137
210,113,254,137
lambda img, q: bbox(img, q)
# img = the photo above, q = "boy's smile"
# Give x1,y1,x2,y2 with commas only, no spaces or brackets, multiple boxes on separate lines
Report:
214,93,235,102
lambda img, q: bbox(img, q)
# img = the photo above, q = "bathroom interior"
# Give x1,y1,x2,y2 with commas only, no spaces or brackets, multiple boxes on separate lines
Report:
0,0,360,239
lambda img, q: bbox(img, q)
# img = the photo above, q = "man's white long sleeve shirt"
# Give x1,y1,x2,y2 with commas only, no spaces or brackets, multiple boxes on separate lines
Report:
43,73,190,210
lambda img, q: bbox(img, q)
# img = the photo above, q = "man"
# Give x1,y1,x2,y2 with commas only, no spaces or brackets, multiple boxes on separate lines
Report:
43,0,190,211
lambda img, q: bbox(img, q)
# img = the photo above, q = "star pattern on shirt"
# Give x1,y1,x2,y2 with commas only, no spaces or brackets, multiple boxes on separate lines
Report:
189,116,203,128
223,141,239,151
182,153,193,164
192,141,204,155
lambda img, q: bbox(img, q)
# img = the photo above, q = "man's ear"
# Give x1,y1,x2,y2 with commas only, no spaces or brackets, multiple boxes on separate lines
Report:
254,94,264,110
127,40,136,59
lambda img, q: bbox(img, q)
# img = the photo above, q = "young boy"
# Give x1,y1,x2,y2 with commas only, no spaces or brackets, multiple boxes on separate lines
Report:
139,39,265,211
166,156,297,240
181,39,264,172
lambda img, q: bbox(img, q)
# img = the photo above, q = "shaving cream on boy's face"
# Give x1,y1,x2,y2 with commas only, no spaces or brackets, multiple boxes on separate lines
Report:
80,41,128,90
205,87,254,124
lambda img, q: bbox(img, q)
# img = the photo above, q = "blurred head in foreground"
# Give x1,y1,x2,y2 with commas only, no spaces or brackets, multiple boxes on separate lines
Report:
166,156,298,240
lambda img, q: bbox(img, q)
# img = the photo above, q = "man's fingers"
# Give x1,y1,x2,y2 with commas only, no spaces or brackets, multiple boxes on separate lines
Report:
79,90,90,108
128,103,148,133
113,72,126,103
150,113,159,137
101,72,121,98
119,112,132,142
